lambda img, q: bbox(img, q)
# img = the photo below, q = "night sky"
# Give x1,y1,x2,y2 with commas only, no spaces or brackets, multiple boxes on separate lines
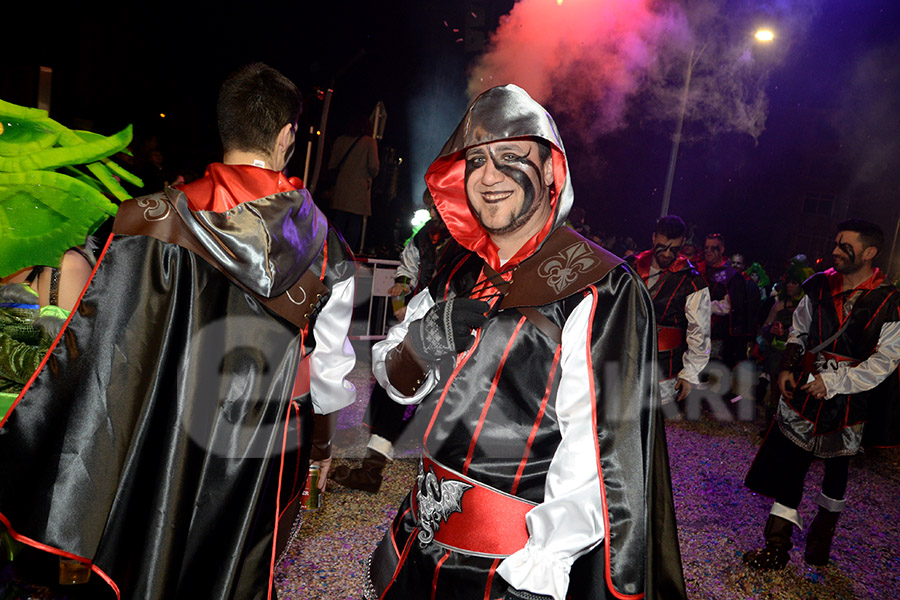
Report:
3,0,899,276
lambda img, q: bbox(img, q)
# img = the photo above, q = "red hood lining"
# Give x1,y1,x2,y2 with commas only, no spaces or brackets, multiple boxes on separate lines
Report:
425,144,567,271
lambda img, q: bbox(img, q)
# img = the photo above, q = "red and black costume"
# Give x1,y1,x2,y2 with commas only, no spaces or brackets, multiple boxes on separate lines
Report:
634,251,710,401
366,85,685,600
0,164,357,600
746,267,900,522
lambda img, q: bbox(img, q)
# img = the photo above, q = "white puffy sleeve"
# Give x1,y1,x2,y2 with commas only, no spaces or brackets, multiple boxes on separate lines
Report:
786,295,812,349
371,288,439,405
308,276,357,414
394,242,422,290
820,321,900,397
678,287,711,384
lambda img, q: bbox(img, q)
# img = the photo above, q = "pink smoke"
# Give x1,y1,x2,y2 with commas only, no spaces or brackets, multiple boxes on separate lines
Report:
467,0,690,136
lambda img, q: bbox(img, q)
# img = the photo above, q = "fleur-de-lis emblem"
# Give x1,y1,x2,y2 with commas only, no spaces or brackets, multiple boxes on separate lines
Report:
415,463,472,547
138,195,170,222
538,242,600,294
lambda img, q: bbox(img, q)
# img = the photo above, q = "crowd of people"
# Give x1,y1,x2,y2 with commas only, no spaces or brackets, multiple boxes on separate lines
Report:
1,63,898,600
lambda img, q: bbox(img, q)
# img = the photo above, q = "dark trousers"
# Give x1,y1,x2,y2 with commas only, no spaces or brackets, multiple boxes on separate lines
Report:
745,424,851,509
363,384,416,444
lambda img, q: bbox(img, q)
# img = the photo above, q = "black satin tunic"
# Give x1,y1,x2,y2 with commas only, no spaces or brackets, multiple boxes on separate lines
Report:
369,254,686,600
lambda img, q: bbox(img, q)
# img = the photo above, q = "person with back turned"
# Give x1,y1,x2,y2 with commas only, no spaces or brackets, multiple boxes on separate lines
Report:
0,63,356,600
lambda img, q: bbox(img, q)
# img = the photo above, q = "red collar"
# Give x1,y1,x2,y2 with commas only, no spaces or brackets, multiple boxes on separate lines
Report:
635,250,690,279
825,267,885,296
825,267,885,322
177,163,303,212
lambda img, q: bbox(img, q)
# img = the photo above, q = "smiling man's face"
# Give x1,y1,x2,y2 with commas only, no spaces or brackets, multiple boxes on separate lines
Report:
464,139,553,237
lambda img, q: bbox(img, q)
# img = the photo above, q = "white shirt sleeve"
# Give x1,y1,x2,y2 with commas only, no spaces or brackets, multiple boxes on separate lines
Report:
786,295,812,349
371,288,439,404
496,294,605,600
394,242,422,290
678,287,711,384
821,321,900,397
308,276,357,414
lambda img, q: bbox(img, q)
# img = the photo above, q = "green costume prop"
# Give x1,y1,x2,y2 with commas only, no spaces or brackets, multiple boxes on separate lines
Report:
0,98,142,277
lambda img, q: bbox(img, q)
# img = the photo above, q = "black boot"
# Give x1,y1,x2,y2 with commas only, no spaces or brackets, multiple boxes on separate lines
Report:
743,514,794,570
331,449,388,493
804,508,841,566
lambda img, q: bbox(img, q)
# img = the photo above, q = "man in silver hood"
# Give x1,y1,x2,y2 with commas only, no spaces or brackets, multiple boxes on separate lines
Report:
367,85,685,600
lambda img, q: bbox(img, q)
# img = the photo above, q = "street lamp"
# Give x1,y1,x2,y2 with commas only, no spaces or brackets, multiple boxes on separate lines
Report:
755,29,775,43
659,29,775,217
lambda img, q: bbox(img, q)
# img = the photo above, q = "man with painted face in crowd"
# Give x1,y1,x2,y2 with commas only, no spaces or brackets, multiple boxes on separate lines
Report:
0,63,357,600
698,233,751,367
365,85,685,600
633,215,710,406
744,218,900,570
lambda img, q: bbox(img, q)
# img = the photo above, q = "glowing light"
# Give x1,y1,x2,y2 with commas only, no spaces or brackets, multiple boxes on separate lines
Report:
755,29,775,43
557,0,563,5
159,113,166,118
410,209,430,229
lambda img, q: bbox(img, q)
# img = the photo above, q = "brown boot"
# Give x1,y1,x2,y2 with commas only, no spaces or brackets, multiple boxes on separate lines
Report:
743,514,794,570
330,449,387,493
804,508,841,566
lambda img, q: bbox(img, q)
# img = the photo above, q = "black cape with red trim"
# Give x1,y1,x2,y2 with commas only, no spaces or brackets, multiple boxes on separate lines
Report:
0,168,353,600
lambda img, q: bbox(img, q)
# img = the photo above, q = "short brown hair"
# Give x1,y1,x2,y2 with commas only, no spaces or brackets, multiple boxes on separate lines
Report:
217,63,301,155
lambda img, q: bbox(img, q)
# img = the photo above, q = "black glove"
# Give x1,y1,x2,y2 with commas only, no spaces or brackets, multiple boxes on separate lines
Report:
407,298,489,363
504,588,553,600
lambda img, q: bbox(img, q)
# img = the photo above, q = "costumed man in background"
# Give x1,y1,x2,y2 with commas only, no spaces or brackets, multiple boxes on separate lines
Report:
633,215,710,407
365,84,685,600
699,233,750,368
0,63,356,600
744,218,900,570
331,188,459,492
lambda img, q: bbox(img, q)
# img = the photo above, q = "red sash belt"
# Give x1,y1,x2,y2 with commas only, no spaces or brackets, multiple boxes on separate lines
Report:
411,454,535,557
800,351,860,374
657,326,684,352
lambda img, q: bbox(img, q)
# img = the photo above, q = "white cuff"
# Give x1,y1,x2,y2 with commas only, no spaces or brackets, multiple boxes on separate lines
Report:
771,501,803,529
367,433,394,460
497,541,573,600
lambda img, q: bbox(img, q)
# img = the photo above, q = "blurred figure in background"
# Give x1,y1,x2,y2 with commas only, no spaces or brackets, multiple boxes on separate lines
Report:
324,115,379,252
